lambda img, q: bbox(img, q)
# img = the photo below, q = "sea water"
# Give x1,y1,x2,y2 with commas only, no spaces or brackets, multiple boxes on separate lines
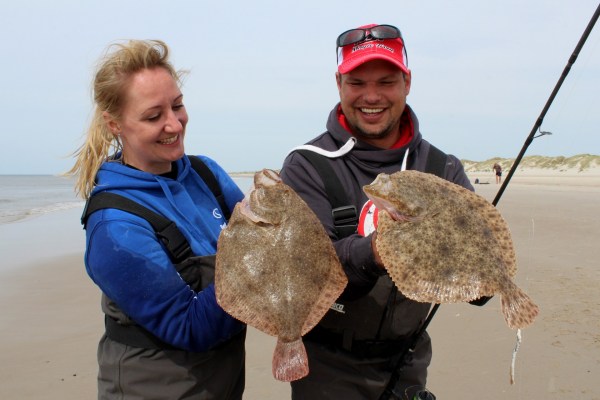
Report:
0,175,83,225
0,175,254,226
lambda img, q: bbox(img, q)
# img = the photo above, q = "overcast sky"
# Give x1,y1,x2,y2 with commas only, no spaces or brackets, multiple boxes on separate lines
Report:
1,0,598,174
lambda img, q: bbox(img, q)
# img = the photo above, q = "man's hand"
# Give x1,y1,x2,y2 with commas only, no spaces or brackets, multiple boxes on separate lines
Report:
370,231,386,269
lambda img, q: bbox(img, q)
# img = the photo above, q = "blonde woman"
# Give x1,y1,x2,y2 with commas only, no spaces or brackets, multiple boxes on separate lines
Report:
69,40,245,399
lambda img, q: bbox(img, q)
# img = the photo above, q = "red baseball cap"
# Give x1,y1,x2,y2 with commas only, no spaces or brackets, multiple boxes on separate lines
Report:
337,23,409,75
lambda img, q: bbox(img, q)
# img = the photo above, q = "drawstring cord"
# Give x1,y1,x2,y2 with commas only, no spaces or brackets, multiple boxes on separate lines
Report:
288,137,357,158
289,137,411,170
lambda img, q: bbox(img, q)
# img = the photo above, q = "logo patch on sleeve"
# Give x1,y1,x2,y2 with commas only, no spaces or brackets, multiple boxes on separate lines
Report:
357,200,379,237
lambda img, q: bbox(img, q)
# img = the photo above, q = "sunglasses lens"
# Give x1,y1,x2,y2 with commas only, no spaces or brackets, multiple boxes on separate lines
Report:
338,30,366,47
371,25,401,40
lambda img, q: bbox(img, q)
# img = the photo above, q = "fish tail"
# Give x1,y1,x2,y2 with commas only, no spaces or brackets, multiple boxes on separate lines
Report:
272,338,309,382
501,283,539,329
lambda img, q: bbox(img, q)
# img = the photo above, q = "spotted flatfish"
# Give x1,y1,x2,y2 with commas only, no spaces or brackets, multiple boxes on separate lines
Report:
363,170,539,329
215,169,347,382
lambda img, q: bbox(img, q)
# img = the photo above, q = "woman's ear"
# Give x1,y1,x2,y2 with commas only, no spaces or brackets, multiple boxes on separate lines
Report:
102,111,121,136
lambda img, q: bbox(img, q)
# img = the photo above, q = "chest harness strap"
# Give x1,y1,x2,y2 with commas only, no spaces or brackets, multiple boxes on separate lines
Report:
81,156,230,263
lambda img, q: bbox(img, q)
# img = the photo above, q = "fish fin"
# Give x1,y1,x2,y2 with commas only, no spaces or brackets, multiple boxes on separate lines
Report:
300,260,348,335
272,338,309,382
399,278,481,304
501,283,539,329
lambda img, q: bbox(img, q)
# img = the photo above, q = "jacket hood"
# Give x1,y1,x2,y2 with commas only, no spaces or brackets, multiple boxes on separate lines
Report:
92,156,193,195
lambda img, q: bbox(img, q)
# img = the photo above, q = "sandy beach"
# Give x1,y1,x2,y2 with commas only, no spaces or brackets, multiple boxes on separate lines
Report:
1,169,599,399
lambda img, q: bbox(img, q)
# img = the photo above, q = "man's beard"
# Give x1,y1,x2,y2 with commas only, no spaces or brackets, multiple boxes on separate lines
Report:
349,120,398,143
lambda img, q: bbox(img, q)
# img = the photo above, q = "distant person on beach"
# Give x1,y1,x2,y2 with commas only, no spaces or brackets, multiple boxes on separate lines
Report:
493,162,503,183
281,23,489,399
67,40,245,399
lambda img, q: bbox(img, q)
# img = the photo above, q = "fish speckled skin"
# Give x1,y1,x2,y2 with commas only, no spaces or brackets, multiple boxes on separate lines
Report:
215,169,347,382
363,170,539,329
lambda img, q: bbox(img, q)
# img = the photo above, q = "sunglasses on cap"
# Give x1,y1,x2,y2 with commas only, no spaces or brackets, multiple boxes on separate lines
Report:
336,24,403,48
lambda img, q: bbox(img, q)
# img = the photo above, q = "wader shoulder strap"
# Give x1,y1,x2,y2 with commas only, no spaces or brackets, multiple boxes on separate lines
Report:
424,144,447,178
81,156,229,264
82,192,193,264
81,194,191,348
295,149,358,238
188,156,231,221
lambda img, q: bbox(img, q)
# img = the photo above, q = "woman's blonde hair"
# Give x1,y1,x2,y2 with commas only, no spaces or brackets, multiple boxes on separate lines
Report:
67,40,183,199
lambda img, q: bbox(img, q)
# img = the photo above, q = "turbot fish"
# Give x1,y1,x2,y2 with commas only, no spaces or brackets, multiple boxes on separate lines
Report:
363,170,539,329
215,169,347,382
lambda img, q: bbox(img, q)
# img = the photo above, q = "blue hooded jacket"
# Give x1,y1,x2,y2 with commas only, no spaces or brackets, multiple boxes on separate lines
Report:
84,155,245,352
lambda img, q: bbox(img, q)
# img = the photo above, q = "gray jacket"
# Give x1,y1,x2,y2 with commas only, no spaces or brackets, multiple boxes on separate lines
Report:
281,103,473,342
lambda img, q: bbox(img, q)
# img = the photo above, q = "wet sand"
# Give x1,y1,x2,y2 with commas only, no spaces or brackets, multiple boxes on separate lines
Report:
1,170,598,399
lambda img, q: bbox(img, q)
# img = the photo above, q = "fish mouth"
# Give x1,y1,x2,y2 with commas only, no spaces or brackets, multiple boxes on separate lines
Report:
239,193,274,224
372,198,412,222
240,196,264,223
363,174,393,210
364,174,423,222
255,169,281,187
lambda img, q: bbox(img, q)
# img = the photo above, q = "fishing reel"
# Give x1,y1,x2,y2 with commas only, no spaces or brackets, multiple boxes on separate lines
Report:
412,389,436,400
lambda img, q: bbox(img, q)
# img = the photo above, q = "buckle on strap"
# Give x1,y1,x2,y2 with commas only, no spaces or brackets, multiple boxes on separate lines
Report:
332,205,358,237
332,205,357,226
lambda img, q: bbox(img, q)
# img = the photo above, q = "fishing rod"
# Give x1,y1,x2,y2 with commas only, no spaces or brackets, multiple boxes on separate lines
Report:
493,3,600,206
380,5,600,399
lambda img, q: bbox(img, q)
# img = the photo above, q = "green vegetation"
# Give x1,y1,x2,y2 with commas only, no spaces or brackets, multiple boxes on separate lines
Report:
461,154,600,173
